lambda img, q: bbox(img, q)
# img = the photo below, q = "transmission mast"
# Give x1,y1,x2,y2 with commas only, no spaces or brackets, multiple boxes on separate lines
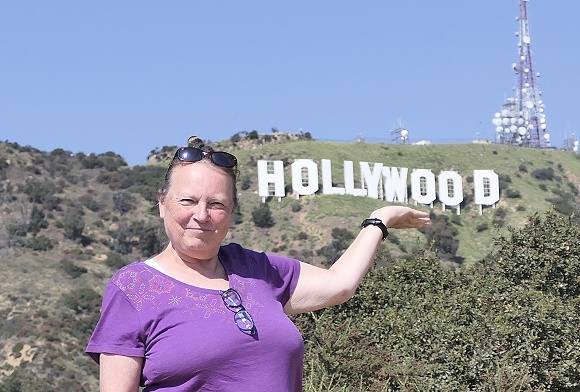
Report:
492,0,549,148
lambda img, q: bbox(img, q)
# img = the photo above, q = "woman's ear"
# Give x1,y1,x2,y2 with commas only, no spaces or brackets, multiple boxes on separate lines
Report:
157,190,166,219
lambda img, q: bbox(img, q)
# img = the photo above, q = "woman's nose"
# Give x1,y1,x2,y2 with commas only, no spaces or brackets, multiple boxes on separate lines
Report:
192,202,210,222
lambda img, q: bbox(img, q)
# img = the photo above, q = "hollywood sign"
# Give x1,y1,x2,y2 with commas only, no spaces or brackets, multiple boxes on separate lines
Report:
257,159,500,215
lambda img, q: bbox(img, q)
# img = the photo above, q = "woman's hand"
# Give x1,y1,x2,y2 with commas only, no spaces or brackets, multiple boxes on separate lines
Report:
371,206,431,229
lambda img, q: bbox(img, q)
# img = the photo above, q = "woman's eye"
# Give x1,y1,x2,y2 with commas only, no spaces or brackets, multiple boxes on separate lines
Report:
209,202,226,209
179,198,196,205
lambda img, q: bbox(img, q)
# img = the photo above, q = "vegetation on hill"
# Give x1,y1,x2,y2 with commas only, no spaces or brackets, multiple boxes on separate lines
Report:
0,133,579,390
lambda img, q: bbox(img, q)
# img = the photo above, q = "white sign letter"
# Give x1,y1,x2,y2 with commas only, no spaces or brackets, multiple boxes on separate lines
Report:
291,159,319,197
344,161,367,197
322,159,345,195
383,167,408,203
360,162,383,199
438,171,464,214
411,169,436,206
474,170,500,213
257,160,285,200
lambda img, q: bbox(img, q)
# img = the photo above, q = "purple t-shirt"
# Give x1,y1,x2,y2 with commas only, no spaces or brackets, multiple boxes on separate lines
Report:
86,243,304,391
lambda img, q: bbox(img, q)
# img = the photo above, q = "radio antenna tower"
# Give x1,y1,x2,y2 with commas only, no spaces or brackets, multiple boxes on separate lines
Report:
492,0,549,148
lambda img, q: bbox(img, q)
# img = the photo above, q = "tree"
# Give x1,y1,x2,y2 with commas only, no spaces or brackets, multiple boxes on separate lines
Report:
63,207,85,241
28,205,48,234
252,203,275,228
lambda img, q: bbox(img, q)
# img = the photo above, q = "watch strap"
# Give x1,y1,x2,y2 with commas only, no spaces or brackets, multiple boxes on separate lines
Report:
360,218,389,240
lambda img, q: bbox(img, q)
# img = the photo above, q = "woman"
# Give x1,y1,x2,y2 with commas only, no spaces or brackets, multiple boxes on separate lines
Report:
86,136,430,391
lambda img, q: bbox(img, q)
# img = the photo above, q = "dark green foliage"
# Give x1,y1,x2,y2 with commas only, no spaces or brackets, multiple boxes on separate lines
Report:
252,203,275,228
503,187,522,198
518,163,528,173
113,191,136,215
7,221,27,238
291,202,302,212
317,227,355,264
492,210,580,299
476,222,489,232
63,207,85,240
28,205,48,234
498,173,512,188
493,206,508,228
126,165,166,200
109,220,163,255
295,210,580,390
60,259,88,278
232,204,243,225
421,213,459,260
0,367,55,392
130,220,164,256
248,130,259,139
296,231,308,240
531,167,555,181
22,179,61,208
26,235,54,251
105,251,129,269
545,196,576,217
79,193,101,212
240,175,252,191
62,286,101,315
80,152,126,171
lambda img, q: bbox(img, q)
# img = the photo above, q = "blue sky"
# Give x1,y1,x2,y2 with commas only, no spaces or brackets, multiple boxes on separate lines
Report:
1,0,578,166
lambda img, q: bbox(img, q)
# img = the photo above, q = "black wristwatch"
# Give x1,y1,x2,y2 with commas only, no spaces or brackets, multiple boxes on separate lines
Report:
360,218,389,241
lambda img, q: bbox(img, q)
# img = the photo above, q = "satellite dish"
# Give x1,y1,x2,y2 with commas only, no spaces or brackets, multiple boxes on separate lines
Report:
401,129,409,137
540,117,546,123
525,100,534,109
492,118,503,126
510,117,517,125
517,118,524,125
494,112,501,118
510,125,518,132
502,118,510,126
541,124,547,130
544,133,550,140
496,126,504,133
523,35,531,44
518,127,527,136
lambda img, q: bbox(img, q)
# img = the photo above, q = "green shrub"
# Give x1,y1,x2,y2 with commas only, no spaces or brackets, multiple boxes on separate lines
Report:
252,203,275,228
297,210,580,390
105,252,128,269
60,259,88,278
531,167,555,181
26,235,54,251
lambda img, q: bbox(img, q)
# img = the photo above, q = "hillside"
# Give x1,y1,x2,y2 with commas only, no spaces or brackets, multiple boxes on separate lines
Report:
0,135,579,390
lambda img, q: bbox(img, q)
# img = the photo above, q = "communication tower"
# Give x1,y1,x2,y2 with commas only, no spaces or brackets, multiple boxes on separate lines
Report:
390,118,409,144
492,0,549,148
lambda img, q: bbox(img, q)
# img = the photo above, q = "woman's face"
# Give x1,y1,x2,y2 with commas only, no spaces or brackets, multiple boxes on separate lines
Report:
159,161,235,261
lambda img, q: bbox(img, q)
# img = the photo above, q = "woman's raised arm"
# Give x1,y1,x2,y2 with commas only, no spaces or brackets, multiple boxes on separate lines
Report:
284,206,430,314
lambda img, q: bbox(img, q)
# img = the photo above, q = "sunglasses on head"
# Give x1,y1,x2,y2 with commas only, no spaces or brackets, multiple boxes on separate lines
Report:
173,147,238,169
